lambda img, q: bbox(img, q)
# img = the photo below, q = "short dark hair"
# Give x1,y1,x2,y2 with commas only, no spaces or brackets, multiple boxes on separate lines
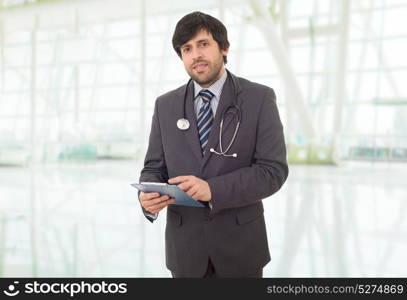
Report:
172,11,230,64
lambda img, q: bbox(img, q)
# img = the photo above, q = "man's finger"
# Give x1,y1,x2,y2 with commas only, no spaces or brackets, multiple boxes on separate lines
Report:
148,198,176,213
143,195,169,208
168,176,192,184
178,181,194,192
187,187,199,200
141,192,160,201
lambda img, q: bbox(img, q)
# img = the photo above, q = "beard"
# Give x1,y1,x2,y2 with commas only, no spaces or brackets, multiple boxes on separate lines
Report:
186,55,225,87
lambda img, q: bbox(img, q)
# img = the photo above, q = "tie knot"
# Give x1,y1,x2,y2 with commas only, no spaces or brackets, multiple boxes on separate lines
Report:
199,89,215,103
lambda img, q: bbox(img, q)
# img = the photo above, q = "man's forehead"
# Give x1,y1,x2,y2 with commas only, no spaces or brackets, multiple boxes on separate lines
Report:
182,30,213,46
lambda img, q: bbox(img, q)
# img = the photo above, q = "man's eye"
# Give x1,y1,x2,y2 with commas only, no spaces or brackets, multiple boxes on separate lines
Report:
182,48,190,53
201,42,208,47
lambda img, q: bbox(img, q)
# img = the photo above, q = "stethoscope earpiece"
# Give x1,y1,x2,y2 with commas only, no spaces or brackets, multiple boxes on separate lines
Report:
210,147,238,158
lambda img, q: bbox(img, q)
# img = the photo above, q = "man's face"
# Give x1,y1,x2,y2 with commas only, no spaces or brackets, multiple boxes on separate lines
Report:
180,30,228,87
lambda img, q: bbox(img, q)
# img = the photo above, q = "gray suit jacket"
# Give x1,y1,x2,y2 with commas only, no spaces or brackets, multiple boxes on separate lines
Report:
139,71,288,277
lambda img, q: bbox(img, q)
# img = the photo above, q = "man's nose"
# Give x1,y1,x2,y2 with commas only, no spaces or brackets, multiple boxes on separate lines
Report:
191,47,203,60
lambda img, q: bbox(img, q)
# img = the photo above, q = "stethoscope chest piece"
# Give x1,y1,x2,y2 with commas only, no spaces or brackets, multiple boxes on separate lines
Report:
177,118,190,130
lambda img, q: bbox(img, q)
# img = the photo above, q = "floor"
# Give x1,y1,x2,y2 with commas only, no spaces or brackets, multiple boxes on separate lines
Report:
0,159,406,277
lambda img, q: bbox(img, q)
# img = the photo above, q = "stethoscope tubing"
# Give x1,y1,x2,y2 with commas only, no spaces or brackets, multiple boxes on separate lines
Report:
177,70,241,158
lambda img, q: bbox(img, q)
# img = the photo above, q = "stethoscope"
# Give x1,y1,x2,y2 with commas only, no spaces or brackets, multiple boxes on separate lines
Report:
176,69,242,158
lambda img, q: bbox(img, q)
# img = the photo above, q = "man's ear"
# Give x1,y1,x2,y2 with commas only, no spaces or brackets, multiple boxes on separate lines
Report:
221,47,229,56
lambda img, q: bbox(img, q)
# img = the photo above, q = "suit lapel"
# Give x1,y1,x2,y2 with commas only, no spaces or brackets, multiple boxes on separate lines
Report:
176,82,203,163
201,75,235,169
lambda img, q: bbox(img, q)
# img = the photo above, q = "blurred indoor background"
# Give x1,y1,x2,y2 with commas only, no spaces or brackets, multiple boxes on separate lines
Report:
0,0,406,277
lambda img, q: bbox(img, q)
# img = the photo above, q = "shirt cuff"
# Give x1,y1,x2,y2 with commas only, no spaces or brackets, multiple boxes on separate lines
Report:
145,211,158,219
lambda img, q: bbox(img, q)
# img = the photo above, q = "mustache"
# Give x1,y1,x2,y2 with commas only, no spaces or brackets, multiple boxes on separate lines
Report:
192,60,209,68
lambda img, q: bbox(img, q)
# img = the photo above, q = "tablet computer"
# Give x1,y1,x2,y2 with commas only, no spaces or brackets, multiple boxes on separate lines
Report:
131,182,205,208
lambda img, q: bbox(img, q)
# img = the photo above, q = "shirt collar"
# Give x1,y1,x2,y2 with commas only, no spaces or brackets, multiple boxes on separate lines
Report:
193,69,228,100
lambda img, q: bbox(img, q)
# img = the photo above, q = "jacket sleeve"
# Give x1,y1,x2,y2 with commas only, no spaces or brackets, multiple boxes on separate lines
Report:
207,88,288,214
138,99,169,222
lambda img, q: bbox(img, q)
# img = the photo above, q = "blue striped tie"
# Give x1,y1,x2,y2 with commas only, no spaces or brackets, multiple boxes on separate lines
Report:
197,89,215,155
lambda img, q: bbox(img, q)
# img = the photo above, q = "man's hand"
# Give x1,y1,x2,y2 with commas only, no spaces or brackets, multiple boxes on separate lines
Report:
139,192,176,214
168,175,211,202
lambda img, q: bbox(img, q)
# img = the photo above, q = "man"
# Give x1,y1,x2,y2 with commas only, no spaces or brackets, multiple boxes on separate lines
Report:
138,11,288,278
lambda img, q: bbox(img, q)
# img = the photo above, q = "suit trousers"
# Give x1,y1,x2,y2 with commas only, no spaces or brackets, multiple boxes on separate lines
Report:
171,258,263,278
